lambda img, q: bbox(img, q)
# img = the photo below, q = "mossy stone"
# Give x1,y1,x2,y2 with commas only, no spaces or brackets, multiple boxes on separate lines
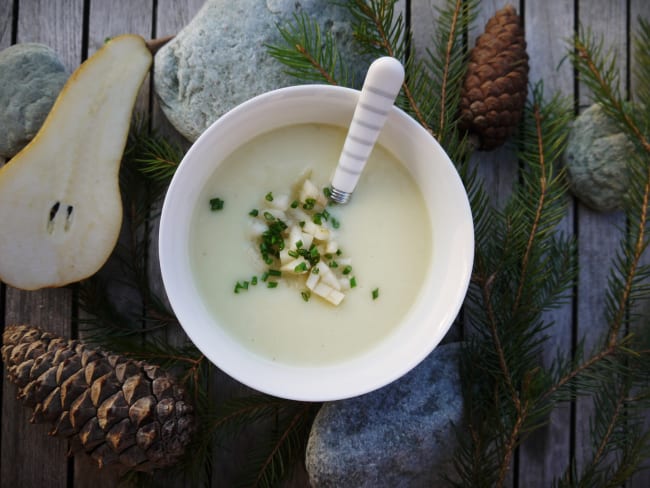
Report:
0,43,69,159
564,103,635,212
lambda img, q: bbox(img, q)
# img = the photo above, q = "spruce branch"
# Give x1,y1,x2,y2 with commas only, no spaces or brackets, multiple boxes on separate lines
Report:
267,12,350,85
344,0,429,123
454,82,575,488
545,20,650,486
570,19,650,348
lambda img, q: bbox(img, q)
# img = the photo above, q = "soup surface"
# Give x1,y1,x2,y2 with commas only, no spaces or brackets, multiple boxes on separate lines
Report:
190,124,432,365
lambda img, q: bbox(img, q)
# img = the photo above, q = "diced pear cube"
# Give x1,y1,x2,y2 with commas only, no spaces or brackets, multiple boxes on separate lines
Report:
288,226,303,249
248,220,267,238
320,267,341,290
302,221,329,241
306,270,320,290
269,194,290,211
302,220,318,235
281,257,309,274
339,277,351,291
313,282,344,306
264,209,286,221
315,227,330,241
300,232,313,249
287,207,310,223
279,249,293,265
325,240,338,255
337,257,352,266
300,179,320,202
326,289,345,306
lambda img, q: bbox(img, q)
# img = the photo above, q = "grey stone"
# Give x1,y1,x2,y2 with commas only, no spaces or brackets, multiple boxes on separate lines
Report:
564,103,636,212
0,43,69,159
153,0,371,142
305,342,463,488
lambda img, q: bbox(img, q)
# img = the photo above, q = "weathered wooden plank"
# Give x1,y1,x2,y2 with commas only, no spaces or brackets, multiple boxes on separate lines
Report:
409,0,465,346
149,2,208,486
517,0,576,486
1,2,83,487
628,2,650,486
467,1,520,485
0,0,12,47
574,0,628,479
16,0,84,70
71,3,156,486
469,0,519,214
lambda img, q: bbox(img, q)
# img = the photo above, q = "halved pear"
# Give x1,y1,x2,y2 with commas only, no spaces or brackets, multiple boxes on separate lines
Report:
0,34,152,290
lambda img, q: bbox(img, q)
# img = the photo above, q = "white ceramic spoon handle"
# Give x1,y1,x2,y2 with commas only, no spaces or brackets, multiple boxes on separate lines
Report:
330,57,405,204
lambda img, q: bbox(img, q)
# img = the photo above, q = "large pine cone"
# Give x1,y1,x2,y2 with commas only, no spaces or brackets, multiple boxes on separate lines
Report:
1,324,194,472
459,4,529,150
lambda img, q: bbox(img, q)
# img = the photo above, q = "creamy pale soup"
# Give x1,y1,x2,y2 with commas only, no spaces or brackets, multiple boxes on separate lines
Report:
190,124,432,365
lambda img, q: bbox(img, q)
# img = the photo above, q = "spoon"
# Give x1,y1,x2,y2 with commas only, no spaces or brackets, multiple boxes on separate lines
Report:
329,56,405,204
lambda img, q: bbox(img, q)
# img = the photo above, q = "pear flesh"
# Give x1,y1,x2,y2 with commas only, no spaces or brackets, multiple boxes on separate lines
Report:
0,34,152,290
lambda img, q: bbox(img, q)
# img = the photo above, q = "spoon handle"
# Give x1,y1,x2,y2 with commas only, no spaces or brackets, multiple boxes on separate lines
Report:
330,57,405,204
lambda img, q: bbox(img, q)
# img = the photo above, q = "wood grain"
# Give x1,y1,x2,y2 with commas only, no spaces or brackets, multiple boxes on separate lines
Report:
517,0,576,485
2,0,649,486
629,1,650,486
574,0,627,478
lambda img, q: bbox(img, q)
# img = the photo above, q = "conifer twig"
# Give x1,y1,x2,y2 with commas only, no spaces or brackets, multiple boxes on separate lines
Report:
436,0,463,138
351,0,432,133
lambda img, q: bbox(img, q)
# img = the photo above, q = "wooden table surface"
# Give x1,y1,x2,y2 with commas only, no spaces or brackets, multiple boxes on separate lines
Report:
1,0,649,487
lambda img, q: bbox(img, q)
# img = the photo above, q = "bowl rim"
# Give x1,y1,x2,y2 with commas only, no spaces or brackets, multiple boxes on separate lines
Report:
159,84,474,401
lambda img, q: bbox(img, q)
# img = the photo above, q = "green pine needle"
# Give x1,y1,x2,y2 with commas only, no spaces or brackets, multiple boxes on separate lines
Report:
266,11,352,86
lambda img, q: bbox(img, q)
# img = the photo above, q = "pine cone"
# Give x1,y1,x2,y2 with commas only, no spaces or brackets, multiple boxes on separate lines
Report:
459,4,529,150
1,324,195,472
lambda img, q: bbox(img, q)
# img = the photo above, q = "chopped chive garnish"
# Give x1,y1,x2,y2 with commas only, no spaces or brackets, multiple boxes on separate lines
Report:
321,209,330,221
265,191,274,202
301,290,311,302
342,265,352,275
290,200,299,208
312,214,322,225
312,267,320,275
294,262,308,273
234,282,241,293
210,197,224,211
249,209,259,217
263,211,275,221
330,217,340,229
299,221,306,228
372,288,379,300
323,187,332,198
242,281,249,289
324,253,333,260
251,276,258,285
268,269,282,277
288,250,299,258
350,277,357,288
261,272,269,282
296,240,303,249
329,260,338,268
336,249,342,256
309,247,319,258
303,198,316,210
264,256,274,265
267,281,278,289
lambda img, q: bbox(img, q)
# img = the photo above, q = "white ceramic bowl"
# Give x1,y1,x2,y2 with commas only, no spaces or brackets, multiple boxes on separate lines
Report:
159,84,474,401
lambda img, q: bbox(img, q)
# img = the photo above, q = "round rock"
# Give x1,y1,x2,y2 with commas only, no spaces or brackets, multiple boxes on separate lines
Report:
564,103,635,212
0,43,69,159
154,0,371,142
305,342,463,488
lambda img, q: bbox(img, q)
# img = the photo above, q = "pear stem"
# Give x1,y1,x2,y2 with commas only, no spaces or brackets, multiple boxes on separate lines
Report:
145,35,175,54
